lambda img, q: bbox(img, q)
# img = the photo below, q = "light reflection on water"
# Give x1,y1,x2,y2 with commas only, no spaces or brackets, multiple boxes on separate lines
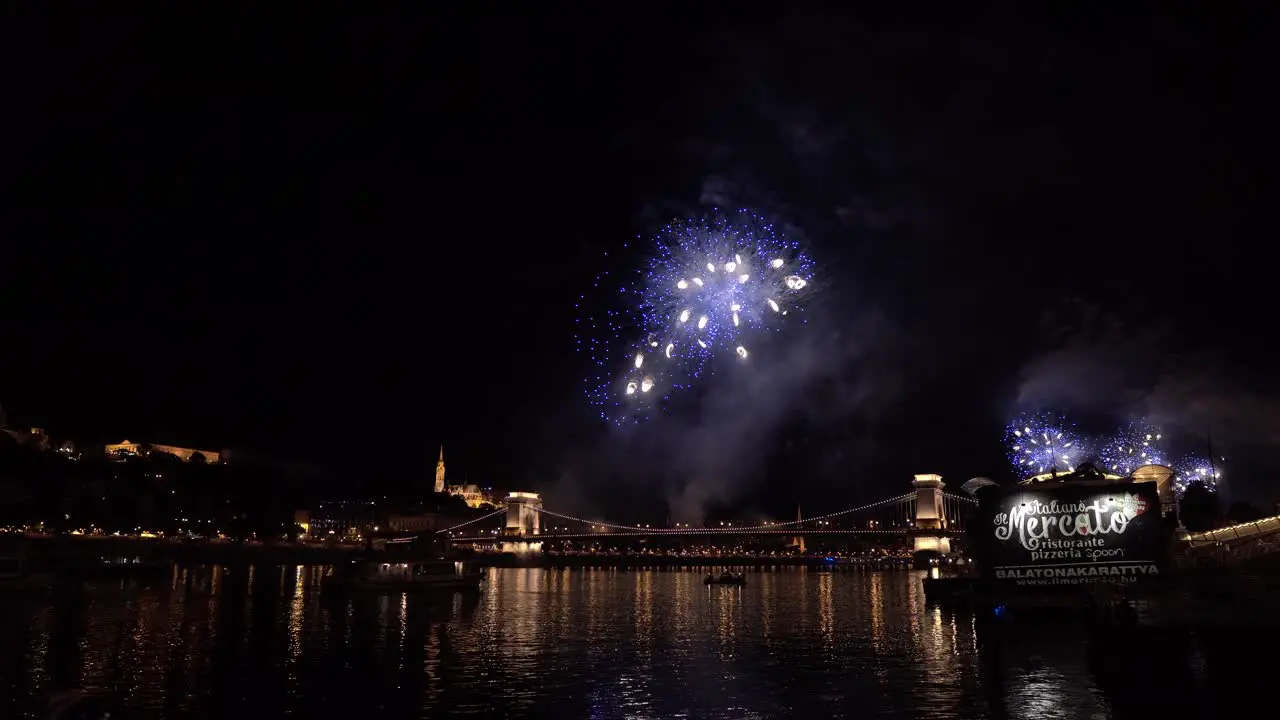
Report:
0,566,1191,718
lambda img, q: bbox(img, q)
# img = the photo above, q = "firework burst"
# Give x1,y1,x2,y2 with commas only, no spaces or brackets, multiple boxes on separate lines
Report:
1173,454,1221,494
576,210,814,424
1097,421,1167,476
1004,411,1090,479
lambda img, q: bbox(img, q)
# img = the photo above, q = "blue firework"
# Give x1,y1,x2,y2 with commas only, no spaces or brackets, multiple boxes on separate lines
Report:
1173,454,1221,494
1004,411,1090,479
576,210,814,424
1097,421,1167,476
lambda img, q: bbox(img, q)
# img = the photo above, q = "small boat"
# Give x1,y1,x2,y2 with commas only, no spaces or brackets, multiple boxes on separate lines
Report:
87,555,175,578
704,571,747,587
923,576,981,606
322,557,484,594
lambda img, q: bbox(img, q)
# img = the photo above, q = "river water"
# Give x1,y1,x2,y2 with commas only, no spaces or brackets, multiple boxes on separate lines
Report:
0,565,1235,718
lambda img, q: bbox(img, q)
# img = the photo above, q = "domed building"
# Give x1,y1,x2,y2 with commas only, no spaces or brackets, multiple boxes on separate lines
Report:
1018,462,1125,485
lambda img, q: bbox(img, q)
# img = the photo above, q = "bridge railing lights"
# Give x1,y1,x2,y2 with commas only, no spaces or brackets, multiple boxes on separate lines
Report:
521,493,917,536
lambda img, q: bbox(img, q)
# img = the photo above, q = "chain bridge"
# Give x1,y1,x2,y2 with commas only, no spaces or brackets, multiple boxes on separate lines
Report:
441,474,975,555
437,473,1280,568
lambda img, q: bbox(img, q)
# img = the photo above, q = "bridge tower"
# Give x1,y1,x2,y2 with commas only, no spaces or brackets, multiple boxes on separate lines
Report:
505,492,542,536
911,473,951,555
501,491,544,554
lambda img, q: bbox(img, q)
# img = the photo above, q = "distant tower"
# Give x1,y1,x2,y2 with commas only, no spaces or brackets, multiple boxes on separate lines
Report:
792,504,806,554
434,446,446,493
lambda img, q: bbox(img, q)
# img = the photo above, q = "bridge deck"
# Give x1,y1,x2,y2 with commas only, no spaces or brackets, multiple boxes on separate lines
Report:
450,528,965,542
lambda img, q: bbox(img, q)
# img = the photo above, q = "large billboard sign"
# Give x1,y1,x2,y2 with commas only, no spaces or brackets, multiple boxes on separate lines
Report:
977,481,1169,588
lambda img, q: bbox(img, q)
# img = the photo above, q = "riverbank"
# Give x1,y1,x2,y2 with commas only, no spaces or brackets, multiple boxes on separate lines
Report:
2,534,361,571
2,535,943,571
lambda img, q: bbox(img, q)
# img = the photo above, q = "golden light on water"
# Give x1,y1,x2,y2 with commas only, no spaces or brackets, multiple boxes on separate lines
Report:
3,565,1142,716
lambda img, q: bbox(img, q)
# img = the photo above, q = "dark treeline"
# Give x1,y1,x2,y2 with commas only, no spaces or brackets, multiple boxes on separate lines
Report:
1179,480,1271,533
0,431,494,540
0,433,327,538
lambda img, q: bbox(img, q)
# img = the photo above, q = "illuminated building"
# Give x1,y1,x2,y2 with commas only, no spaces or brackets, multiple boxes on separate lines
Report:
436,446,498,508
388,512,453,533
434,446,446,493
1,427,50,450
300,501,379,539
451,484,497,508
104,439,223,463
293,509,310,537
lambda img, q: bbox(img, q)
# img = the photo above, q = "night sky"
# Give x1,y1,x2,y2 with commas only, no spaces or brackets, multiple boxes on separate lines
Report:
5,6,1275,515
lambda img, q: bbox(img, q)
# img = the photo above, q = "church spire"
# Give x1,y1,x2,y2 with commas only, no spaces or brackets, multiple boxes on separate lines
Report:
434,446,446,493
792,504,805,554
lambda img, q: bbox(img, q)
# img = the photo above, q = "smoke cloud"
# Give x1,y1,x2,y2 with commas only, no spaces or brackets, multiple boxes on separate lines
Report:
1012,302,1280,456
656,308,891,522
546,285,903,524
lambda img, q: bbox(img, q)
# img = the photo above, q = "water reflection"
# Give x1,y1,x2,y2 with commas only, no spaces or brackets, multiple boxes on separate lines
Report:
0,566,1254,718
870,570,886,654
817,572,834,650
288,566,305,661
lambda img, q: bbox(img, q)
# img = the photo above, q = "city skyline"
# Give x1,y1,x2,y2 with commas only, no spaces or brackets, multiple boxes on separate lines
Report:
5,5,1274,517
2,8,1274,718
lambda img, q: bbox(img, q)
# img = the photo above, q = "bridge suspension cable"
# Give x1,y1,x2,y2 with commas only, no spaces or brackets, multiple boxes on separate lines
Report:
436,507,505,534
531,507,653,533
531,492,917,533
754,492,917,527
